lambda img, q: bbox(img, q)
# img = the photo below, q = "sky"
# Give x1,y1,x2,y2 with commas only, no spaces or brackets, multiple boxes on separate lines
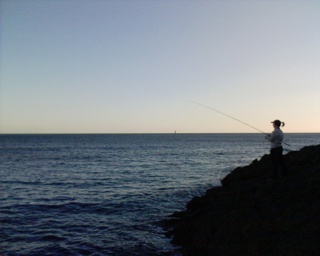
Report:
1,0,319,134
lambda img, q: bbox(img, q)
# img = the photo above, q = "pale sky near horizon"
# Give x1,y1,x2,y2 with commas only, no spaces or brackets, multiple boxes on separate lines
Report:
1,0,319,134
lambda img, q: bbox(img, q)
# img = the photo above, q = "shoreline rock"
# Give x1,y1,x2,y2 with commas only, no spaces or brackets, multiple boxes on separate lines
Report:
164,145,320,256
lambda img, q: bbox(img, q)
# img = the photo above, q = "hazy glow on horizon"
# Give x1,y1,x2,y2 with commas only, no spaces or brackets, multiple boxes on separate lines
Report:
1,0,319,133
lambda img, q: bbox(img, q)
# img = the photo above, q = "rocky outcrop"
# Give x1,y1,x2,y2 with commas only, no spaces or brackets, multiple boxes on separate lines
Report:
164,145,320,256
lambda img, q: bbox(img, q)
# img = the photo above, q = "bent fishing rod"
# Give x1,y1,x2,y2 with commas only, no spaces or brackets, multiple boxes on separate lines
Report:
191,101,290,147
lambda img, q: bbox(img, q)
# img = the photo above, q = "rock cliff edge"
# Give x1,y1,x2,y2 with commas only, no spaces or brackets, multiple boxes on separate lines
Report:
164,145,320,256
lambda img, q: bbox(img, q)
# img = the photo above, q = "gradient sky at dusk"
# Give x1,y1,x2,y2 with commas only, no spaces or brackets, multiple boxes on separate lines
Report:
1,0,319,133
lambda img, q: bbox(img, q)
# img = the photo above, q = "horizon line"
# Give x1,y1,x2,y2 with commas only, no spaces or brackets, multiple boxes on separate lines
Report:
1,132,319,135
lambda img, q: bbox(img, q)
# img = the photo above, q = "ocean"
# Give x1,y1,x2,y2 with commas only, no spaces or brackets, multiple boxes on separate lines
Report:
1,133,320,255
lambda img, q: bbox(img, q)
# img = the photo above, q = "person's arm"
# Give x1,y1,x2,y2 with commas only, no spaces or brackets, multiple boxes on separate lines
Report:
268,130,279,142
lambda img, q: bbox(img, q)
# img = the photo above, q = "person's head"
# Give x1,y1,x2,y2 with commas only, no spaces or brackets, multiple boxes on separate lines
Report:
271,120,285,128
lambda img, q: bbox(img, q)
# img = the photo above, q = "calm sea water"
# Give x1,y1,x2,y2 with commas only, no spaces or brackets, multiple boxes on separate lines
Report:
1,133,320,255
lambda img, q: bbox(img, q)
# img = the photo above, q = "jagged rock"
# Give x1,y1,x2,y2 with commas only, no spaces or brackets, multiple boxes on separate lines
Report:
164,145,320,256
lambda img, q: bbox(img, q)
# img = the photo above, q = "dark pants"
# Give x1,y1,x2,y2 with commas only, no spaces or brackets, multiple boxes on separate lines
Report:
270,146,287,179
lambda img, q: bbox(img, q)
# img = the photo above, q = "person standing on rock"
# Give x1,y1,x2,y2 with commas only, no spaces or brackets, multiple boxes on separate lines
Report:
265,120,288,180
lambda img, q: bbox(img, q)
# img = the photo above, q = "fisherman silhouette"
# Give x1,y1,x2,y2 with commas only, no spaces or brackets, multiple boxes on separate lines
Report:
265,120,288,180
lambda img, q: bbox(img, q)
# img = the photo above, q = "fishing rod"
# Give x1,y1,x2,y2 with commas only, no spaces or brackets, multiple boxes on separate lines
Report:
191,101,291,147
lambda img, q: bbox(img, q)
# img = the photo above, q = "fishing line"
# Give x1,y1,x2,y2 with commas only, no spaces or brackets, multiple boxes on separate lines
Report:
191,101,291,147
191,101,267,134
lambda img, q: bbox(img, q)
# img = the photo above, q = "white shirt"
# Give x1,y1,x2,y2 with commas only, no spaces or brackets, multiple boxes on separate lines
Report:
265,127,283,148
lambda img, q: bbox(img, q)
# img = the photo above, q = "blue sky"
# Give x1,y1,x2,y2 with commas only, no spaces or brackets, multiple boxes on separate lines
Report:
1,0,319,133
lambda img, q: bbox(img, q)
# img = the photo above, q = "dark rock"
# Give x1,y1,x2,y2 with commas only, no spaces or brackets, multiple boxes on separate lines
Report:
164,145,320,256
186,196,205,211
